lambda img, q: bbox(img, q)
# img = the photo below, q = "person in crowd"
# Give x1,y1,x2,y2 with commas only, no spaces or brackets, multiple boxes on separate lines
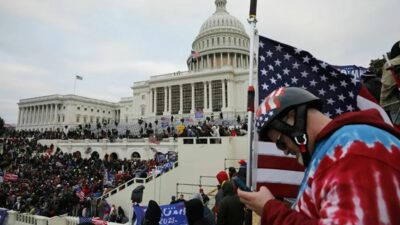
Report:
227,167,237,180
237,160,247,184
141,200,161,225
213,171,228,217
361,68,381,103
238,87,400,224
191,193,215,225
381,40,400,127
199,188,209,206
185,198,211,225
217,181,244,225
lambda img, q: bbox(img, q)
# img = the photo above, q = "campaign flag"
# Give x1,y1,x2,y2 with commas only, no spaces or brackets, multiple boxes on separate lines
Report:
255,35,389,198
133,202,188,225
4,173,18,182
0,208,8,225
332,65,368,80
75,75,83,80
79,217,107,225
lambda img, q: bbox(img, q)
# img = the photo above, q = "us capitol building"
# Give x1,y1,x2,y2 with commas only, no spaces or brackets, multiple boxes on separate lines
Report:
16,0,253,131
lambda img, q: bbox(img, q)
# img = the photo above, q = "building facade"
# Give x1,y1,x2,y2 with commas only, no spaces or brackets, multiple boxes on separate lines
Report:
16,0,254,130
131,0,253,121
16,95,129,131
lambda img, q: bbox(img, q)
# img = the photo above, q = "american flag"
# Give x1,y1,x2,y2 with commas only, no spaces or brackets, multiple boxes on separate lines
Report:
75,187,85,201
255,35,389,198
191,50,200,59
79,217,108,225
4,172,18,182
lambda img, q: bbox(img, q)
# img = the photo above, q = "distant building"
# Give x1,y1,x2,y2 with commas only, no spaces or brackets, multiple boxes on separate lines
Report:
16,94,131,131
16,0,253,131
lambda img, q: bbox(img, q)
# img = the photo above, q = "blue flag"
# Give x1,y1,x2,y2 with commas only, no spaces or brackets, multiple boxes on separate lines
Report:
133,202,188,225
0,208,8,225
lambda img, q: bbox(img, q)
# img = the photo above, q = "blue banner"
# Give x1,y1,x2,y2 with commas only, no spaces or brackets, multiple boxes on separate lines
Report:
133,202,187,225
0,208,8,225
332,65,368,80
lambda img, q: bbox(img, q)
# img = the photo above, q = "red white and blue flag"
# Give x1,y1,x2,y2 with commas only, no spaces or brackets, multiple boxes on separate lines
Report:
79,217,107,225
4,173,18,182
255,35,390,199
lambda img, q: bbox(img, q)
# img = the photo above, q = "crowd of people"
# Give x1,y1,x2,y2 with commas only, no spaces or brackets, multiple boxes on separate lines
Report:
0,135,177,220
3,115,248,142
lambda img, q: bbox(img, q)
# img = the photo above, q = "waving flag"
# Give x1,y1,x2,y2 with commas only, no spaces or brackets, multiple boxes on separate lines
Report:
255,35,389,198
75,75,83,80
79,217,107,225
4,173,18,182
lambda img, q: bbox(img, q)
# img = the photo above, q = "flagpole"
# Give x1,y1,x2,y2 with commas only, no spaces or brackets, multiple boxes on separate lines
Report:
246,1,257,225
246,0,257,193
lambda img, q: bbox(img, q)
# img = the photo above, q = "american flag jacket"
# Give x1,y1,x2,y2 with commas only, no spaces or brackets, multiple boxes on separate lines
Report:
261,109,400,225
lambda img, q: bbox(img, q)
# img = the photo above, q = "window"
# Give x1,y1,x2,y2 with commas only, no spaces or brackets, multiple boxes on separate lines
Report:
171,85,180,114
141,105,146,116
97,109,99,113
182,84,192,113
76,116,80,123
156,87,165,116
77,107,80,110
103,110,105,113
142,95,145,100
194,82,204,111
211,80,222,112
108,111,110,114
91,109,93,112
84,108,87,111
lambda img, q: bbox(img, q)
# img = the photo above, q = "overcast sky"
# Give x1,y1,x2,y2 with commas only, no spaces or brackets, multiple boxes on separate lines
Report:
0,0,398,124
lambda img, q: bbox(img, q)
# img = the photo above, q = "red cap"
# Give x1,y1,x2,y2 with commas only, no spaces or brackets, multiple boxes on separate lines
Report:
238,160,247,165
216,171,229,185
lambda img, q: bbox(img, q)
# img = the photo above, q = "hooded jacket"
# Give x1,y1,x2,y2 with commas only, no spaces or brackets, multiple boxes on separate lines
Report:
261,109,400,225
217,181,244,225
185,198,211,225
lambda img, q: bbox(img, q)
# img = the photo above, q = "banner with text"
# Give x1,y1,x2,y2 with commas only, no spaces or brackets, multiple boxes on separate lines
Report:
133,202,187,225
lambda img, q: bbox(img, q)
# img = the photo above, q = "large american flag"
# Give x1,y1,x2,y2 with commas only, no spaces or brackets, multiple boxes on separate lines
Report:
255,35,389,199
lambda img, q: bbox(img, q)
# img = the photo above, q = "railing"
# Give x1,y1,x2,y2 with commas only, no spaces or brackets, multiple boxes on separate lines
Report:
99,161,179,200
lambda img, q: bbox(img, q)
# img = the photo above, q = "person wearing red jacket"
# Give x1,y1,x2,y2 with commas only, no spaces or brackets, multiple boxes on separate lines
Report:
238,87,400,224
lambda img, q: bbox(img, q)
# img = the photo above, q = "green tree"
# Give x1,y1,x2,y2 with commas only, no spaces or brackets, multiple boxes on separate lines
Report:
369,52,390,78
0,116,4,136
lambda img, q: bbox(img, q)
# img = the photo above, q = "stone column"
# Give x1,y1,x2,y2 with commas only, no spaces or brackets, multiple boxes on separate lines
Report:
164,86,167,115
54,104,58,124
203,82,207,111
209,82,213,112
220,53,223,67
190,83,195,114
222,79,226,110
32,106,37,125
168,85,172,114
213,53,217,69
17,107,22,126
50,104,54,124
227,79,234,111
179,84,183,114
234,53,237,68
152,89,154,114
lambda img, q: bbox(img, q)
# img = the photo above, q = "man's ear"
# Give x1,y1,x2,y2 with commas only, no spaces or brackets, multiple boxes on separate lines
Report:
286,109,296,125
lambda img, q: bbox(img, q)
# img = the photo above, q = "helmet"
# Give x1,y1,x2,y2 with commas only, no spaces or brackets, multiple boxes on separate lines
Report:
255,87,322,141
390,41,400,60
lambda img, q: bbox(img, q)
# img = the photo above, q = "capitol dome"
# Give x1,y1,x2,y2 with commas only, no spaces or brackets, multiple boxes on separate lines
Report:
187,0,250,72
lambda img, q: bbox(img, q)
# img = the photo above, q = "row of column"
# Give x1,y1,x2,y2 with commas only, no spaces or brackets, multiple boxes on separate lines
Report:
190,53,249,71
18,104,59,126
151,79,232,116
